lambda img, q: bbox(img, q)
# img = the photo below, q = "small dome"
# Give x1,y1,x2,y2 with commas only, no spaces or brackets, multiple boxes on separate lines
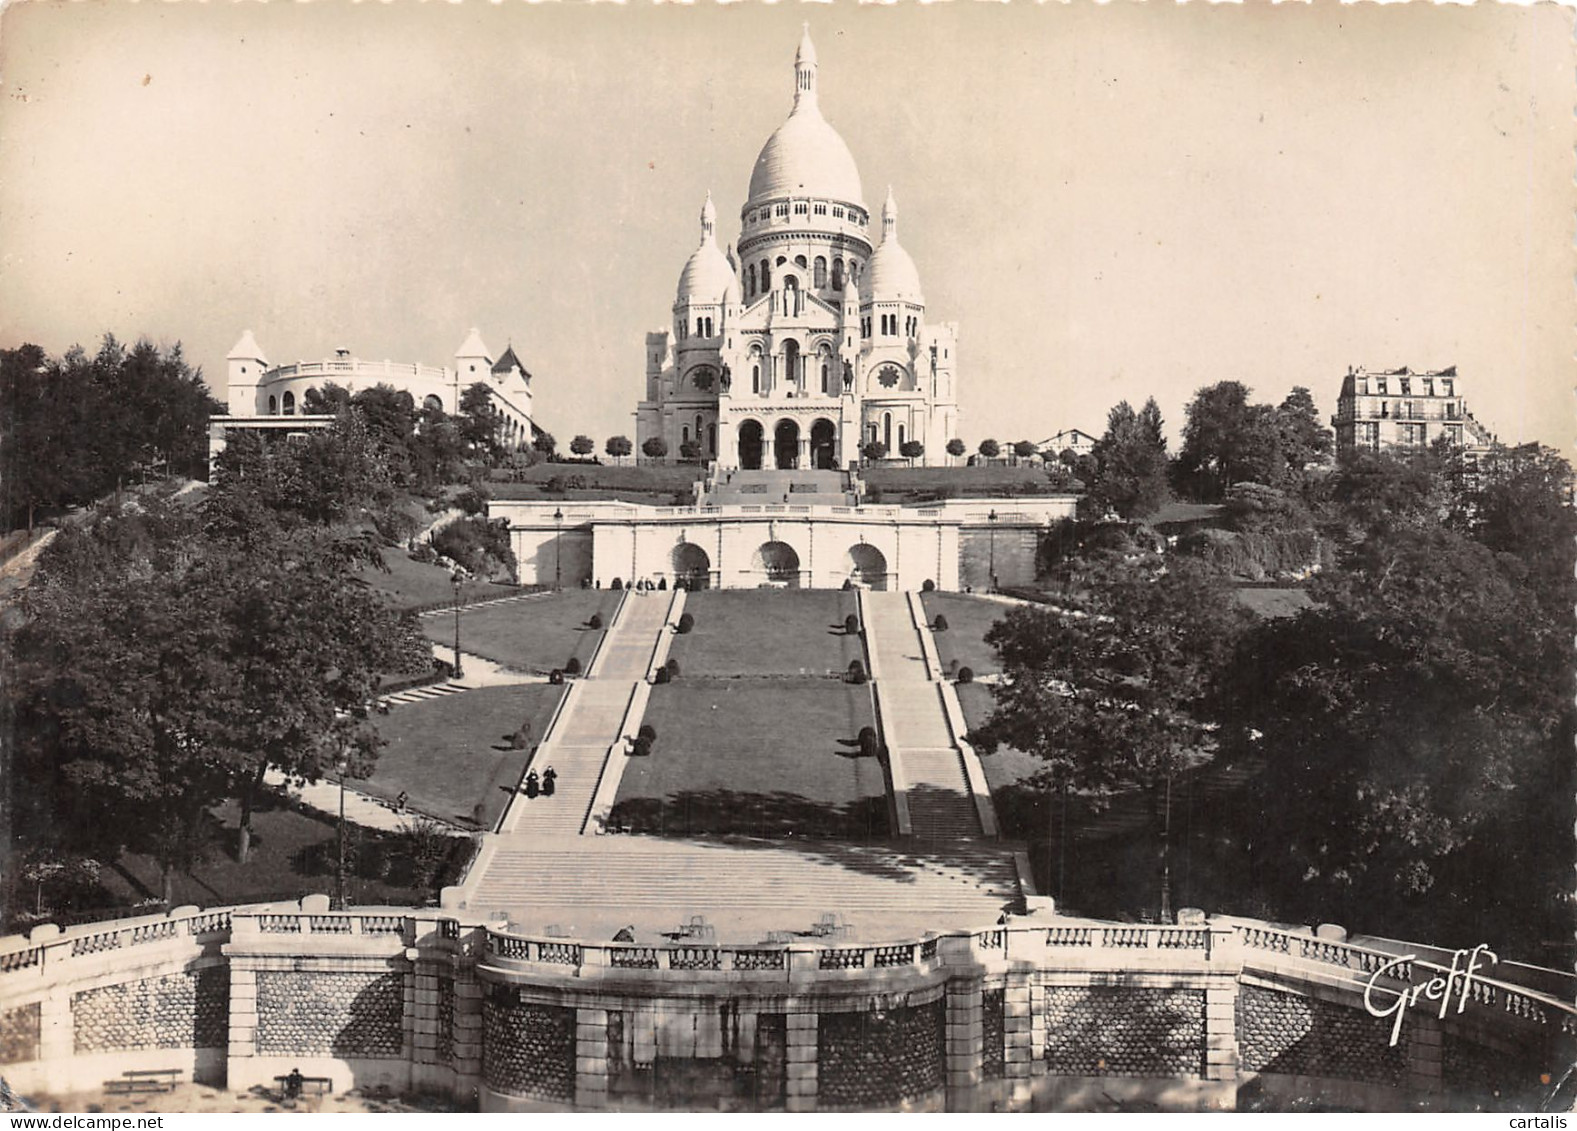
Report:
676,193,738,304
862,188,924,303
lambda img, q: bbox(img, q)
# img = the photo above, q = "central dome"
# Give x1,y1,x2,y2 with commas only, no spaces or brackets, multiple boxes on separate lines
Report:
745,29,864,208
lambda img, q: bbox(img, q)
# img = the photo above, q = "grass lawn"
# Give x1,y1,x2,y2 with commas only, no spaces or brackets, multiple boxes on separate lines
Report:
489,462,701,503
359,549,528,611
364,684,567,828
1235,587,1315,619
97,795,466,913
668,590,863,678
955,682,1043,793
862,465,1066,501
612,679,887,839
920,592,1008,677
422,589,622,673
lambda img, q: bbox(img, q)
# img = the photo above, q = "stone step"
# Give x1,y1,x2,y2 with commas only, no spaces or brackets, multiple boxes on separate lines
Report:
903,748,982,839
377,682,467,707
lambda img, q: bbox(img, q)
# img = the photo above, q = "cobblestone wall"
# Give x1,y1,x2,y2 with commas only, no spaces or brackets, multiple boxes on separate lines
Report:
982,989,1005,1079
817,1000,946,1109
1043,987,1204,1076
0,1003,40,1064
481,994,575,1102
255,971,403,1058
72,968,229,1054
436,977,455,1065
1237,985,1403,1086
1441,1032,1547,1108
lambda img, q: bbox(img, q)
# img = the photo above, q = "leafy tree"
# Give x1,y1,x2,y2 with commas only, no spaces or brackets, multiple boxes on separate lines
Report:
605,435,633,465
642,436,668,461
978,438,1001,461
303,382,352,415
946,437,967,463
1274,386,1332,491
679,439,702,461
1173,382,1285,500
458,383,503,458
1012,440,1038,463
431,516,517,581
532,431,558,458
1086,398,1169,519
570,434,595,458
862,440,889,462
899,439,924,465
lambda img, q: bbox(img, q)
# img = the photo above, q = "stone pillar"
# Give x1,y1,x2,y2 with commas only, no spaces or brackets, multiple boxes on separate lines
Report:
798,437,810,468
451,960,484,1090
410,957,442,1080
37,986,73,1067
945,976,985,1111
1002,973,1035,1111
1405,1013,1444,1102
1029,980,1047,1065
227,965,259,1073
785,1011,818,1113
575,1006,609,1109
1203,978,1240,1088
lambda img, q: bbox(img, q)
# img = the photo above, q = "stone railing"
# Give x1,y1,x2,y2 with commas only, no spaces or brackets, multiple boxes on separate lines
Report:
265,359,449,383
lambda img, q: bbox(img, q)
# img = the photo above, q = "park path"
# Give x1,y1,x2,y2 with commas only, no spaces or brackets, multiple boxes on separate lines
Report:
863,591,988,840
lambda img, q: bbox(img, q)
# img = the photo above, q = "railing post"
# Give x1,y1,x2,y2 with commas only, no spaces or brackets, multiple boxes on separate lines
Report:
784,1011,819,1112
945,974,986,1110
1002,970,1035,1110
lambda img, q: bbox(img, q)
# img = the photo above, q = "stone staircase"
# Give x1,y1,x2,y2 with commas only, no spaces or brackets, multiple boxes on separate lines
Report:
700,469,857,507
863,591,984,841
378,681,467,708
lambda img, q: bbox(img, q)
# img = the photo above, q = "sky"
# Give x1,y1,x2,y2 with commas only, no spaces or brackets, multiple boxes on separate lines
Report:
0,2,1570,458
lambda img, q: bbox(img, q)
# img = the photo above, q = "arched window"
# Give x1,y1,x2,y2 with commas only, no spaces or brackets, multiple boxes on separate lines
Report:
682,425,690,443
282,391,295,416
821,363,830,394
747,264,756,297
695,414,703,437
760,260,770,290
814,257,827,287
795,255,808,269
898,423,906,448
883,413,892,451
832,259,844,290
752,365,761,395
268,395,278,415
708,422,717,454
705,317,714,337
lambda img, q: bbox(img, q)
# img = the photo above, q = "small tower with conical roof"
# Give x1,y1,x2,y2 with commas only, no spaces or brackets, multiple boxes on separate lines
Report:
453,328,493,412
226,330,269,415
794,24,817,110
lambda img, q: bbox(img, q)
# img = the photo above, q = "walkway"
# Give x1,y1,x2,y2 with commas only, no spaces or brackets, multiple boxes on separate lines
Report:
863,591,983,840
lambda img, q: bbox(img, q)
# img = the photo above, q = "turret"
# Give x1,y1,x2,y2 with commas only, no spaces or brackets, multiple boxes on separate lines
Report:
454,327,493,391
226,330,268,416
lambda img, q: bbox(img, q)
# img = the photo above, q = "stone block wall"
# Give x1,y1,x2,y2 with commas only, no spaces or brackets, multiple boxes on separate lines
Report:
255,971,403,1058
982,988,1005,1079
817,1000,946,1109
72,968,229,1054
481,994,575,1102
1440,1031,1549,1109
1237,984,1403,1087
1043,987,1205,1077
435,976,455,1065
959,528,1039,591
0,1002,41,1065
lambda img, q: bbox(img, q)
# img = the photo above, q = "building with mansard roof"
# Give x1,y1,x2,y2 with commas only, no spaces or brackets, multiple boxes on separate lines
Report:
636,28,960,471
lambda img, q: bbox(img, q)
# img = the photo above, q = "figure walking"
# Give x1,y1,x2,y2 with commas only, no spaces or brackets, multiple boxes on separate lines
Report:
523,769,540,799
541,766,557,797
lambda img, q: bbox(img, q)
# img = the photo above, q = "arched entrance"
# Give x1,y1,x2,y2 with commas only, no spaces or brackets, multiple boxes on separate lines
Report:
846,544,889,590
784,339,802,393
774,420,800,470
751,541,802,588
671,542,712,591
810,418,837,470
738,420,765,470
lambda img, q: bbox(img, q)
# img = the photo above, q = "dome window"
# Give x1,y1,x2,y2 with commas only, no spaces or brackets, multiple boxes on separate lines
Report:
832,259,844,290
775,203,789,218
282,391,296,416
268,395,278,415
795,255,808,270
814,203,827,216
833,205,845,219
761,260,771,290
747,264,756,297
814,257,827,287
794,202,808,216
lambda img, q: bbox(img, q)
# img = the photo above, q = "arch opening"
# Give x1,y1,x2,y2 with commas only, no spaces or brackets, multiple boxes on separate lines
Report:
751,541,802,589
846,543,889,591
774,419,800,470
738,420,765,471
810,418,837,471
671,542,712,591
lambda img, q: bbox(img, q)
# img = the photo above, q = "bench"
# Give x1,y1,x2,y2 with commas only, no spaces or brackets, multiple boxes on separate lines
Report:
275,1075,333,1099
105,1069,181,1094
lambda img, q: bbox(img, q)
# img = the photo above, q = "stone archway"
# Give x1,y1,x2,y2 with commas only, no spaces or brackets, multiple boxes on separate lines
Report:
846,543,889,591
810,418,837,471
774,420,800,470
751,541,802,588
739,420,765,470
671,542,712,591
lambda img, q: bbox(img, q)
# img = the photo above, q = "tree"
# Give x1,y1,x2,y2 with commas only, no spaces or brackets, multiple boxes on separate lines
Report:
642,436,668,461
977,438,1001,461
1086,398,1170,519
605,435,633,465
458,383,503,458
533,431,558,459
946,437,966,465
1275,386,1333,491
862,440,889,462
899,439,924,465
679,439,702,461
570,434,595,458
1012,439,1038,464
303,382,352,416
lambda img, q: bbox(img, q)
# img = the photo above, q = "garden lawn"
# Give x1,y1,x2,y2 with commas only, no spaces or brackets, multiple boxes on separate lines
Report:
422,589,622,673
668,590,863,677
363,684,567,828
862,465,1063,501
920,592,1008,677
358,549,527,611
612,679,887,839
955,682,1043,793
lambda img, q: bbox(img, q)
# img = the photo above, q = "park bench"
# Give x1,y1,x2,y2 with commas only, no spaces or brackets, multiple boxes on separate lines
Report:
105,1068,181,1094
275,1074,333,1099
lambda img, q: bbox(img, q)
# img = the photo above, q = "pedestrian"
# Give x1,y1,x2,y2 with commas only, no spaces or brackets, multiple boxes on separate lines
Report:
523,770,540,799
395,791,408,812
542,767,557,797
284,1068,303,1100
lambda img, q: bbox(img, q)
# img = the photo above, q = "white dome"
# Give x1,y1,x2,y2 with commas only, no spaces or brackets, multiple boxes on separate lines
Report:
748,108,864,207
676,242,736,304
862,187,924,303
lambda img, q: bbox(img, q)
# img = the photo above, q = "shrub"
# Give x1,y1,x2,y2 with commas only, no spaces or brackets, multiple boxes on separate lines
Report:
409,542,438,565
844,613,859,634
565,656,582,676
956,666,974,684
611,578,623,589
847,659,866,684
511,721,532,750
653,667,670,684
638,724,657,743
932,614,949,633
631,735,653,757
588,612,603,630
664,657,680,678
371,505,420,545
454,483,491,516
858,726,880,758
676,612,695,634
922,579,936,592
549,669,564,685
431,516,518,581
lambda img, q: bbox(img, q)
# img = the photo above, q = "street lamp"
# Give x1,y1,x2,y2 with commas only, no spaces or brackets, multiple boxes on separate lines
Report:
1160,772,1174,923
450,569,467,680
987,509,999,593
335,763,347,911
553,507,563,590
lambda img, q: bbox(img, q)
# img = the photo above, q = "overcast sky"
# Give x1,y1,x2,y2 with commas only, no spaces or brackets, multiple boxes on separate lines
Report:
1,2,1569,457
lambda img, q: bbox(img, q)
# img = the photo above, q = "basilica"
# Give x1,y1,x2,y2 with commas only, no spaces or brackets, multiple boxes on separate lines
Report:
635,29,960,471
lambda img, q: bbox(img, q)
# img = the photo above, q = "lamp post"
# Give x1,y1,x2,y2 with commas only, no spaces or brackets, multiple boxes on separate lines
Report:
450,570,466,680
987,509,999,593
553,507,563,590
1160,772,1173,923
335,763,347,911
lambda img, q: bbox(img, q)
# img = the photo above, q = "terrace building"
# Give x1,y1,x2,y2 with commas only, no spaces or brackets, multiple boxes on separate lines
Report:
1332,365,1495,458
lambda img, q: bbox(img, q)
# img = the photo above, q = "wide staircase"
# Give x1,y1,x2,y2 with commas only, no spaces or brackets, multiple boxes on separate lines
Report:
499,593,673,837
863,591,984,840
700,468,859,507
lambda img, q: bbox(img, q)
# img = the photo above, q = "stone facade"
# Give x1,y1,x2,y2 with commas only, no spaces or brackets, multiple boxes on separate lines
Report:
1043,987,1205,1077
1237,984,1404,1087
72,968,228,1054
982,988,1006,1079
0,1003,40,1065
817,1000,946,1109
255,971,403,1058
481,994,576,1102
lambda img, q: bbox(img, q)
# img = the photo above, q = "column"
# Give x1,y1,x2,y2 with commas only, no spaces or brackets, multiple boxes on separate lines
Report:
785,1011,818,1113
1002,973,1034,1111
1202,978,1239,1088
798,436,810,469
227,965,259,1077
1404,1013,1444,1102
575,1006,610,1109
945,976,985,1111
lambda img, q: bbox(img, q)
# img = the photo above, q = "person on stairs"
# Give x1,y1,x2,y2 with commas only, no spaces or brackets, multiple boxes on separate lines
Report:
523,769,540,799
542,767,557,797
